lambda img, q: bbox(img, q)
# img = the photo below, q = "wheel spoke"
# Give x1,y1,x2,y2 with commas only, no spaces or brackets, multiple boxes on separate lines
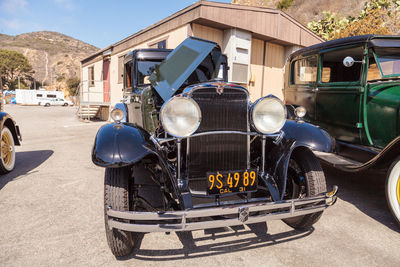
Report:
1,131,13,166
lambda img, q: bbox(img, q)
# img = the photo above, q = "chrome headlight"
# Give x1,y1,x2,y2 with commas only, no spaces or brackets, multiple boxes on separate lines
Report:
251,96,286,134
110,108,125,123
160,97,201,138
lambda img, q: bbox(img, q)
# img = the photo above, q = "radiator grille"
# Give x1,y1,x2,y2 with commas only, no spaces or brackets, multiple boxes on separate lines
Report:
187,87,248,190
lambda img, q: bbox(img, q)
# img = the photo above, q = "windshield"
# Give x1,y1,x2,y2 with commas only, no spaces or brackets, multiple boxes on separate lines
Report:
137,60,162,86
373,47,400,77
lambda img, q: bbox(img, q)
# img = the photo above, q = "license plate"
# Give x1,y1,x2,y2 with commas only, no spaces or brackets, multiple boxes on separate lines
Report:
207,169,258,195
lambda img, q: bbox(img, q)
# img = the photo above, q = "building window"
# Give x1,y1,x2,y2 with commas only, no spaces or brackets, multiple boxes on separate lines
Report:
149,38,167,49
118,55,125,84
157,40,167,49
124,62,132,90
291,56,318,85
321,46,363,83
88,66,95,87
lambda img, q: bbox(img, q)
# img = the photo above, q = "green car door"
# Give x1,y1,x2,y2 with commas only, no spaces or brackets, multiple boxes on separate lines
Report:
315,45,365,144
364,47,400,148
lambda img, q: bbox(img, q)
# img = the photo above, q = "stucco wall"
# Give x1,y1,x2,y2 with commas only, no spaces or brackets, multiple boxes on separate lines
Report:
81,60,104,103
81,23,306,107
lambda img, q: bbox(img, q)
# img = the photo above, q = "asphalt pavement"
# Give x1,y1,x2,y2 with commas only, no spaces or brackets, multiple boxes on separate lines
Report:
0,105,399,266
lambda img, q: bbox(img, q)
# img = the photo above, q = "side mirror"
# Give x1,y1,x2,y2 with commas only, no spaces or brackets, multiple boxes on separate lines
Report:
343,56,355,67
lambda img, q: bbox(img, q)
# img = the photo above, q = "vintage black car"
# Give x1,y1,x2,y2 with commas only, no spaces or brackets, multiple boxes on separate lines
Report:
92,37,338,257
283,35,400,225
0,110,21,174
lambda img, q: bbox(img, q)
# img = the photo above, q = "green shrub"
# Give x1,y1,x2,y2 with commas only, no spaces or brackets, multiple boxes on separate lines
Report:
277,0,293,10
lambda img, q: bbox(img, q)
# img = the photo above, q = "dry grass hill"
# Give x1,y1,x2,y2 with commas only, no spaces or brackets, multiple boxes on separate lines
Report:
232,0,365,24
0,31,99,91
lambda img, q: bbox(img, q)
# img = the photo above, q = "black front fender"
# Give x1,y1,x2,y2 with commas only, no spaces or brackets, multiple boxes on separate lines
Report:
92,123,155,168
281,120,334,153
0,112,21,145
265,120,334,200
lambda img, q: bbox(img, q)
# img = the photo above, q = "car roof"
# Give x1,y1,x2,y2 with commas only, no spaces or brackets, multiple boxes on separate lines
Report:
289,35,400,60
124,49,173,64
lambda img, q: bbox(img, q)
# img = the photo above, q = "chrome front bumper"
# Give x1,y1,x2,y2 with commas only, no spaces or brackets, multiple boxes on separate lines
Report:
107,186,338,233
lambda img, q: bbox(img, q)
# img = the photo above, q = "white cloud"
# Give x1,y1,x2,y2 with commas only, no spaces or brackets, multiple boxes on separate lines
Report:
0,18,43,32
3,19,24,30
54,0,76,10
0,0,28,13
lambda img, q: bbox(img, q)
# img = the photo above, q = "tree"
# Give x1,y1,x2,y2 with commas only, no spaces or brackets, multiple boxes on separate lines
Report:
307,0,400,40
332,9,391,39
66,77,80,96
0,49,33,90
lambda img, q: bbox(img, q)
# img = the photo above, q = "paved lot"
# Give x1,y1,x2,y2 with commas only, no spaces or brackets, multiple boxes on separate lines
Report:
1,105,399,266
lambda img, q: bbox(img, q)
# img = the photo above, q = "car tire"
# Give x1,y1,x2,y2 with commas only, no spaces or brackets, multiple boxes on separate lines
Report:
44,103,50,107
104,167,134,257
386,157,400,225
63,103,68,106
0,127,16,174
283,148,327,229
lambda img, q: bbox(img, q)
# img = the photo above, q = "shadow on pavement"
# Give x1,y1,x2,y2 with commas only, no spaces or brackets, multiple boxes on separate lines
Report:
322,162,400,233
0,150,54,190
119,223,314,261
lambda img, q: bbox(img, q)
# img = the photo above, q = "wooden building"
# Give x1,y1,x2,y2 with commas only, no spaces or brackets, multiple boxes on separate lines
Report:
80,1,322,118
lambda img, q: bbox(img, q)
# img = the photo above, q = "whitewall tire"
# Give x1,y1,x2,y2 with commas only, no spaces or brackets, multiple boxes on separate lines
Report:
0,127,16,174
386,157,400,225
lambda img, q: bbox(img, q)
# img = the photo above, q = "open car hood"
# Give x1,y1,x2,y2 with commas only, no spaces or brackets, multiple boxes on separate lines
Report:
150,37,221,101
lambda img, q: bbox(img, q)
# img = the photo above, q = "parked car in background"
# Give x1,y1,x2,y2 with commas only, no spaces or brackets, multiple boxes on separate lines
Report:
92,37,338,257
39,98,73,107
0,108,22,174
284,35,400,225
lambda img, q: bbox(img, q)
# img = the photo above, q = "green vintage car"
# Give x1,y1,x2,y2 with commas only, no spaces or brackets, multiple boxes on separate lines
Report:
283,35,400,225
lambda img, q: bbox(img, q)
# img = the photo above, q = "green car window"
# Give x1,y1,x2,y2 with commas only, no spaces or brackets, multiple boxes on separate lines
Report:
291,56,318,85
373,47,400,78
321,46,363,83
367,52,381,81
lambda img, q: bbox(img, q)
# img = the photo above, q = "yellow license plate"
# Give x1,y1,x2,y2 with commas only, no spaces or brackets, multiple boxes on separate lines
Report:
207,169,258,195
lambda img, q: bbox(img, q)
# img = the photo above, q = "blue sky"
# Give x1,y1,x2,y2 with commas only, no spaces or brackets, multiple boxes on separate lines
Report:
0,0,231,49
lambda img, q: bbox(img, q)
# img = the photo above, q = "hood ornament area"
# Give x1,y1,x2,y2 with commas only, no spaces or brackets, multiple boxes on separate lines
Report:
217,84,224,95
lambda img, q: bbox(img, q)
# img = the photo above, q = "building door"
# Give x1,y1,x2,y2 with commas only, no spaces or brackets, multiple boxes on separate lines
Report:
103,59,110,103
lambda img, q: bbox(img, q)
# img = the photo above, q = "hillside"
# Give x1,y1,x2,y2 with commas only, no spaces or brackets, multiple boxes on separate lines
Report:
232,0,365,25
0,31,99,92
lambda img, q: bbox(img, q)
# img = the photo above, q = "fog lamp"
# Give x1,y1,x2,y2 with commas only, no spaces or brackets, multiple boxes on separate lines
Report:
110,108,124,123
295,106,307,118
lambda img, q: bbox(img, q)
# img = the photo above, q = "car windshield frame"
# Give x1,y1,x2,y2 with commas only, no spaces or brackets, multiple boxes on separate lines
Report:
372,47,400,78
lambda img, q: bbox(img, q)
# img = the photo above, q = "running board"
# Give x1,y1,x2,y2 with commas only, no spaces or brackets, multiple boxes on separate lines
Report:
314,151,362,168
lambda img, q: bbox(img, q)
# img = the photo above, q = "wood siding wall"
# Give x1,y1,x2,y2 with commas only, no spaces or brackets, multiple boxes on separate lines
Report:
249,38,285,101
263,42,285,99
192,24,223,47
249,38,264,101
